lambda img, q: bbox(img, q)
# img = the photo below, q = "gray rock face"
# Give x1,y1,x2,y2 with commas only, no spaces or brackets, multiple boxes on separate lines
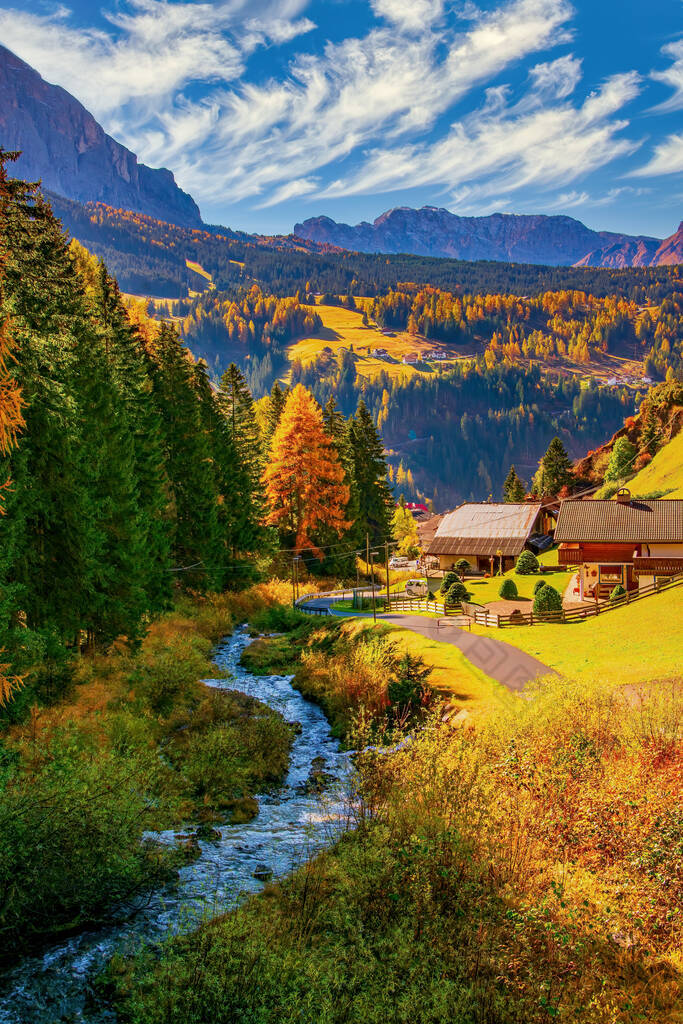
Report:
0,44,202,227
295,206,666,267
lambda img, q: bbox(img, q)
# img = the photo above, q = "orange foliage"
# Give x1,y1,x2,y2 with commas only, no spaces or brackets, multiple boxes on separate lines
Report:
263,384,350,556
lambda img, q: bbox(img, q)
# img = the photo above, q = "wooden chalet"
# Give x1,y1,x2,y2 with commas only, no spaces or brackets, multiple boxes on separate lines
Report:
427,502,552,573
555,490,683,600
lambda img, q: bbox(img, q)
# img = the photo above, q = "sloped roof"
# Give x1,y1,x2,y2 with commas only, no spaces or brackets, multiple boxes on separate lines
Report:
427,503,541,558
555,499,683,543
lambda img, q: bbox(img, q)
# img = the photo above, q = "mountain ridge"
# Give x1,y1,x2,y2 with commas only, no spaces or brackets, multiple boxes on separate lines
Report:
294,206,675,268
0,43,201,228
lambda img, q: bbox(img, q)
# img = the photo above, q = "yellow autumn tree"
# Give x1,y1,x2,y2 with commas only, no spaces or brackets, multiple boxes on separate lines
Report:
263,384,350,557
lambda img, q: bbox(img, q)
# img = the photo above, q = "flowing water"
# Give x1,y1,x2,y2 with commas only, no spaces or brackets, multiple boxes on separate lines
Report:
0,626,351,1024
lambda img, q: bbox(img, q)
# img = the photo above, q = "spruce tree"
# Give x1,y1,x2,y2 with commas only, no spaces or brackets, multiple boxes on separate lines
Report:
535,437,573,496
503,465,526,503
90,260,172,613
218,363,264,554
151,324,224,590
347,400,394,546
1,179,97,638
264,380,288,443
640,407,660,458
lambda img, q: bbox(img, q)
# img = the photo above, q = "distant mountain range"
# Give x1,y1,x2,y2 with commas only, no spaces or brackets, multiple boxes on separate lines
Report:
1,42,680,270
295,208,683,268
0,44,201,228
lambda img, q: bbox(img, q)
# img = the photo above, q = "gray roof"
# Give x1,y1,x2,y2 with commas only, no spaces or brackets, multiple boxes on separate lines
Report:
427,502,541,558
555,499,683,543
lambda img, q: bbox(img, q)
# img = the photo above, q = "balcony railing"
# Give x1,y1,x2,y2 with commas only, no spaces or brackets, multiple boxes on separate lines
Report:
558,546,582,565
633,557,683,576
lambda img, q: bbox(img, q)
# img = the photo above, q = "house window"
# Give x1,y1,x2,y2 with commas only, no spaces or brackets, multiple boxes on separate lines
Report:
598,565,623,584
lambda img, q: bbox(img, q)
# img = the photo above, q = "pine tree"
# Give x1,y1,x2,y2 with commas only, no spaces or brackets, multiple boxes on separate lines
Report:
640,407,660,458
348,400,394,546
534,437,573,496
503,465,526,503
218,363,264,554
192,360,256,586
1,178,97,638
90,259,171,613
151,323,223,589
264,380,288,443
263,384,350,557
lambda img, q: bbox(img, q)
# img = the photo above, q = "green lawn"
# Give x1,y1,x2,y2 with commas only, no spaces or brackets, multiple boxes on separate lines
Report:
452,550,572,606
471,584,683,682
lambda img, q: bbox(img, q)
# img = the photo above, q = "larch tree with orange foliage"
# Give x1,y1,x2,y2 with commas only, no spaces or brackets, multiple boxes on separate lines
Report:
263,384,350,557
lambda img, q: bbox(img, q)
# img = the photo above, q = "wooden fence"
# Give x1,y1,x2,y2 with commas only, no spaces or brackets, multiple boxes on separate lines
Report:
385,596,449,615
462,569,683,628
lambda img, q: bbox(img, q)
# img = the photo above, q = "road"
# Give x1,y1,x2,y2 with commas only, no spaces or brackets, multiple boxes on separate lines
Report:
300,596,555,692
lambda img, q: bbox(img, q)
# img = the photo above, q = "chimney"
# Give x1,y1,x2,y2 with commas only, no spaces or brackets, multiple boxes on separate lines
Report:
616,488,631,506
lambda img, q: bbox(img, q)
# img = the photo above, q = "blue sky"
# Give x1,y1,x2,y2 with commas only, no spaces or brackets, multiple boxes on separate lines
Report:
1,0,681,237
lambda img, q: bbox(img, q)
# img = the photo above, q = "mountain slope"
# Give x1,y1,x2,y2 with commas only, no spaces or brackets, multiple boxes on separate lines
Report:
0,44,201,227
294,207,665,267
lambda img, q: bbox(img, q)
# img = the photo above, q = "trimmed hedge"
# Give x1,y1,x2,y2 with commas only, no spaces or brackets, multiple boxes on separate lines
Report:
533,579,547,595
609,584,626,603
498,579,518,600
533,584,562,616
516,550,540,574
445,582,470,607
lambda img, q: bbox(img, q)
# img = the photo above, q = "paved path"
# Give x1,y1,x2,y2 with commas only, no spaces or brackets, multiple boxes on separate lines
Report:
300,598,555,692
378,614,554,692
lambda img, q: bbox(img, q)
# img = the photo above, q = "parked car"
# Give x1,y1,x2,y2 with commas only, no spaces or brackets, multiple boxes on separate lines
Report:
404,578,429,597
390,556,409,568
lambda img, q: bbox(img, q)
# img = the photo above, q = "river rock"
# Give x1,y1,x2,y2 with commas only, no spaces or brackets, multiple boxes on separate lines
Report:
195,824,222,843
252,863,273,881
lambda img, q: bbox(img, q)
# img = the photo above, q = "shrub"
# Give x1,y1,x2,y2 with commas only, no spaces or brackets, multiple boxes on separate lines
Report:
454,559,471,578
533,584,562,617
498,579,518,600
0,731,178,954
516,550,540,575
445,581,470,607
533,579,547,595
439,571,458,595
387,654,432,715
609,584,626,603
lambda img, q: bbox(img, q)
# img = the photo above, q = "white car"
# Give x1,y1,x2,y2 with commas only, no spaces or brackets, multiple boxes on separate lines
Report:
404,578,429,597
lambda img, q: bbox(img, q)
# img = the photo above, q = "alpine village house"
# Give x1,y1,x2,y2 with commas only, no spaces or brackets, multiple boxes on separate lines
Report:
426,502,555,574
555,490,683,600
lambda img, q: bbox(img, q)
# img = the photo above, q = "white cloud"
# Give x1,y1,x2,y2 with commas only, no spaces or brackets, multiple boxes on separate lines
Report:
322,71,641,208
631,134,683,177
370,0,445,33
0,0,646,217
0,0,313,116
651,38,683,112
160,0,578,202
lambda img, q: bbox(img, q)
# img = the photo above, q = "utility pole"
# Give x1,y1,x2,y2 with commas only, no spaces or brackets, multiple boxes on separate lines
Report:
365,532,370,584
369,550,379,623
291,556,297,607
384,540,391,611
293,556,300,602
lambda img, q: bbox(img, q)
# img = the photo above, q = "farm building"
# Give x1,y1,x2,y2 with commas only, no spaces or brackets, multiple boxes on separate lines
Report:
426,502,552,573
556,490,683,600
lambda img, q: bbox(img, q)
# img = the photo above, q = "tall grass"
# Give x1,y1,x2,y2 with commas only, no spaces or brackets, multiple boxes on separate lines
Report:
114,674,683,1024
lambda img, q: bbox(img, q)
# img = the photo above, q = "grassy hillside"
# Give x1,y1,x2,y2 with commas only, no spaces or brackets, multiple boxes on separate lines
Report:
628,429,683,498
286,303,470,382
472,584,683,681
